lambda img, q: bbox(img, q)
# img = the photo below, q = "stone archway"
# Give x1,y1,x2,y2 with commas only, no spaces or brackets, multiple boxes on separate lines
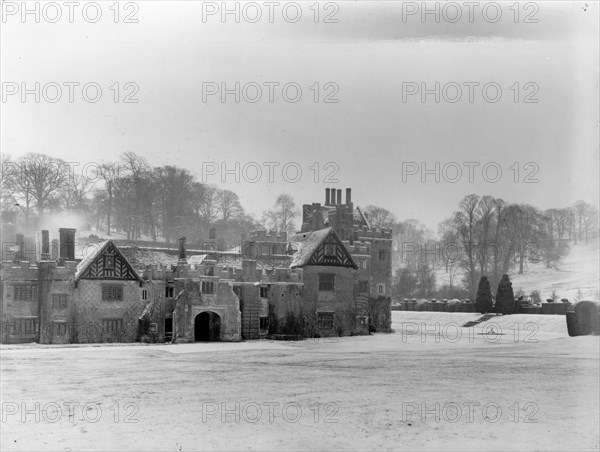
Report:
194,311,221,342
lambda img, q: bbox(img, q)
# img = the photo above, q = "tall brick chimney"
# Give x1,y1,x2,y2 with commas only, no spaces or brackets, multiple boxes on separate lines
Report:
178,236,187,264
59,228,76,261
337,189,342,205
346,188,352,204
51,239,59,260
14,233,25,261
41,230,50,260
330,188,336,205
325,188,331,205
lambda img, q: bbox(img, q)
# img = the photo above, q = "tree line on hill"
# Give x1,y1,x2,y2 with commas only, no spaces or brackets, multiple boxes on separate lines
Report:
1,152,298,246
363,195,598,301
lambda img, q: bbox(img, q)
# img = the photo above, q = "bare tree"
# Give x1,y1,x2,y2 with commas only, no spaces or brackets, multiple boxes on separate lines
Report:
453,194,480,296
153,165,195,242
119,152,151,240
1,155,23,215
61,174,93,211
263,193,298,233
474,195,496,278
216,189,243,223
192,183,218,226
363,205,397,229
98,163,120,235
13,153,67,220
581,202,599,244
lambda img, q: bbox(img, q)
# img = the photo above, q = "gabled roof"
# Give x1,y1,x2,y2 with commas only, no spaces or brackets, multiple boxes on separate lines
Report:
75,240,144,283
75,239,109,279
288,227,357,269
217,254,294,270
119,246,211,273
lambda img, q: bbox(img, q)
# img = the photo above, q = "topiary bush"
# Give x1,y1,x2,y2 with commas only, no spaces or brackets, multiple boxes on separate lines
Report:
475,276,493,314
495,274,516,314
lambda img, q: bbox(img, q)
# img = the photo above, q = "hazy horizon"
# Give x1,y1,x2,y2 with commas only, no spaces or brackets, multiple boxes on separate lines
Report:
2,1,599,232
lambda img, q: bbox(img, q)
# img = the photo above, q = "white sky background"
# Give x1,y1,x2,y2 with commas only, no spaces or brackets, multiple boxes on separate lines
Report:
1,1,598,232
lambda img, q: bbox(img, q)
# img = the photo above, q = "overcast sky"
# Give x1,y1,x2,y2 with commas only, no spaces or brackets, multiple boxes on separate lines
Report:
2,1,598,232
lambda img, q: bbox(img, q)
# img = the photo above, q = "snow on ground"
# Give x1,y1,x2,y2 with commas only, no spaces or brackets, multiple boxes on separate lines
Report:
1,312,598,451
511,238,600,301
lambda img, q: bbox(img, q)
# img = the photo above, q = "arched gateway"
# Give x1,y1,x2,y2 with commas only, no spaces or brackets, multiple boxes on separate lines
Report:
194,311,221,342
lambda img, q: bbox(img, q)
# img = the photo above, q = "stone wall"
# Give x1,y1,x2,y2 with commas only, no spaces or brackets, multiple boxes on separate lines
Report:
172,279,241,342
299,266,358,335
75,279,145,343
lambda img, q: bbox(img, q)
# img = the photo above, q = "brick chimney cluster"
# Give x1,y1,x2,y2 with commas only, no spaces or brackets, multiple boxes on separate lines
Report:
325,187,352,206
11,228,77,263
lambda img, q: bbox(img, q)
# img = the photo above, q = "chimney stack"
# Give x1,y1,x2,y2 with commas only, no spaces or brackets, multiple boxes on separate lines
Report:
51,239,59,260
337,189,342,205
178,236,187,264
346,188,352,204
325,188,330,205
41,230,50,260
59,228,76,261
14,233,25,261
330,188,336,205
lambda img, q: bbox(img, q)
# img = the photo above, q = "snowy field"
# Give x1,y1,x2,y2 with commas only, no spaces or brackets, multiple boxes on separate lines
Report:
1,312,598,451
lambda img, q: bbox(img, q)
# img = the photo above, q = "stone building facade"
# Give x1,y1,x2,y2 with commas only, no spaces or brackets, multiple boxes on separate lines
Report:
300,188,393,331
1,188,392,343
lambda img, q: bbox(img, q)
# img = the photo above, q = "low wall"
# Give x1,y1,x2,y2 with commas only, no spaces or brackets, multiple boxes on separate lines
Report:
393,301,572,315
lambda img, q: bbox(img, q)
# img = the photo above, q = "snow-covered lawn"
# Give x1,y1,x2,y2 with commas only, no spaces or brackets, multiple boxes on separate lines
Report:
1,312,598,451
510,238,600,301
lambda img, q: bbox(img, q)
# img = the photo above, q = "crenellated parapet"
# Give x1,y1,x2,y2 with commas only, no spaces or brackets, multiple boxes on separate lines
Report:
250,229,288,242
354,225,393,240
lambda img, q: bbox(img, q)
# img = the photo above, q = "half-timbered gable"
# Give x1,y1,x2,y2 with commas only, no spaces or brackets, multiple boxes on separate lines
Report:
75,240,142,283
289,228,357,269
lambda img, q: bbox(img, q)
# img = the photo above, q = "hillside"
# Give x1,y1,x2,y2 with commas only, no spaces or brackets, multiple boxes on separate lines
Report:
510,238,599,301
435,238,599,301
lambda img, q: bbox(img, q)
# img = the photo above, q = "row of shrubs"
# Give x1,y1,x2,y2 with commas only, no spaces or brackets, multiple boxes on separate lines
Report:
395,274,576,315
393,300,570,315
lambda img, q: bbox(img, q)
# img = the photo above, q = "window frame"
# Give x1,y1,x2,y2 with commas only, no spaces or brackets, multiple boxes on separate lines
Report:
54,322,67,335
259,316,269,331
102,285,123,301
318,273,335,292
52,293,68,309
15,318,37,334
317,312,334,330
324,243,336,257
357,280,369,294
104,255,115,270
102,318,124,334
14,284,37,301
201,280,215,294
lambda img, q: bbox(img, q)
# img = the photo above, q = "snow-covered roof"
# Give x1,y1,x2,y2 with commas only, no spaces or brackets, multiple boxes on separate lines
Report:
75,240,144,283
288,228,333,268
